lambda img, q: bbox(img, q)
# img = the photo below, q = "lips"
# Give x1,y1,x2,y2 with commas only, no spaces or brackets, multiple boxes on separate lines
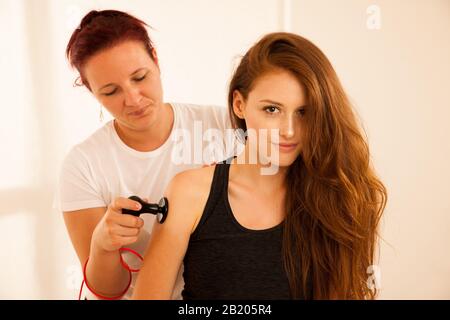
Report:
277,143,298,148
128,106,148,116
272,142,298,152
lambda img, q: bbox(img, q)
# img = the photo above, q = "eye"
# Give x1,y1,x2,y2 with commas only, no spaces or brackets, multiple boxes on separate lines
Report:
297,108,306,116
133,73,147,82
263,105,280,114
103,88,117,96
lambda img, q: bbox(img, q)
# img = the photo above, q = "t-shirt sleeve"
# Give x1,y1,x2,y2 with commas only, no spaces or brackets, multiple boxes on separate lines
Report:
214,105,232,131
56,146,106,212
204,105,243,163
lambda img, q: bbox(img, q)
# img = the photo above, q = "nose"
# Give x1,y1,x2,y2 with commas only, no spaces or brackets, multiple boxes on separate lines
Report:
123,86,143,107
279,114,296,139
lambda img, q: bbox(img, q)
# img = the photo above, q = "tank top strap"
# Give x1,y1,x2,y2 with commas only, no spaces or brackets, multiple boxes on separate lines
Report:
190,157,233,239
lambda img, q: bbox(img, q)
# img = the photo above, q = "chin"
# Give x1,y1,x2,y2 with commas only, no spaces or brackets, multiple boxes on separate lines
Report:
270,158,295,168
132,111,157,128
268,151,301,169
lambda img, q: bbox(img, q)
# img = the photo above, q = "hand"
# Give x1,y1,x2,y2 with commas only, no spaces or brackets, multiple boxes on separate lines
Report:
202,162,216,168
91,196,146,253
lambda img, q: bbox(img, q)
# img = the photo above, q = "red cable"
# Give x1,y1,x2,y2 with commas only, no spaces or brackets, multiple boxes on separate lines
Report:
78,247,143,300
119,247,144,272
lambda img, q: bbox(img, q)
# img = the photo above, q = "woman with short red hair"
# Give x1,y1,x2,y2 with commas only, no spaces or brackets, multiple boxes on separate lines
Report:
58,10,233,300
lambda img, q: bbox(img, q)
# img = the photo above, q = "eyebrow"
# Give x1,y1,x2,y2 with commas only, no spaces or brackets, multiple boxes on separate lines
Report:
98,68,148,91
259,99,307,108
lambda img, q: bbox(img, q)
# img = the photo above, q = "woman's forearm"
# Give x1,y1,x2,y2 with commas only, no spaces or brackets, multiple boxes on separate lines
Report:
85,245,130,298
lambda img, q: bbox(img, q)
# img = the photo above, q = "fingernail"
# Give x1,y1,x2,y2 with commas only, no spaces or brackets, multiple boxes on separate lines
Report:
136,203,141,210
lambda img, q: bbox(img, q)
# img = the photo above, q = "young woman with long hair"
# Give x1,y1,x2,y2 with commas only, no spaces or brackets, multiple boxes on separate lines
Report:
132,32,387,300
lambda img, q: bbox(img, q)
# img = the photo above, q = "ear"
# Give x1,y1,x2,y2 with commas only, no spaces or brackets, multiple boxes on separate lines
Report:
232,90,246,119
151,48,159,68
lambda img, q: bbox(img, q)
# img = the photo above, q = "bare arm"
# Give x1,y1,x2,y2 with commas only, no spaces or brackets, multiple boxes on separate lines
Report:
63,197,145,298
132,169,211,299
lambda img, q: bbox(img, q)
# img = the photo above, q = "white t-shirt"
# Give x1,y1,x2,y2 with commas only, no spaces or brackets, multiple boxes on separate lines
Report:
56,102,239,299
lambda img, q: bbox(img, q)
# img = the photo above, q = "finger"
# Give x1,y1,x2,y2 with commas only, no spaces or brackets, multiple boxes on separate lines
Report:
119,235,139,246
113,225,141,237
110,197,142,212
117,214,145,228
202,162,216,167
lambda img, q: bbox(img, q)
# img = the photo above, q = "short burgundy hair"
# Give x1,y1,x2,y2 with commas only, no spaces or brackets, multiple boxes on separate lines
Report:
66,10,154,90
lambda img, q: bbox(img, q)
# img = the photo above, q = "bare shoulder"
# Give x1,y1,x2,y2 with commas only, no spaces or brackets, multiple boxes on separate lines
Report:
166,165,216,197
163,165,217,232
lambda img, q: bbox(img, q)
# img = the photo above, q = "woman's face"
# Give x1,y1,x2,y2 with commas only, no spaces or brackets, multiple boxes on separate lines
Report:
233,69,307,168
83,40,164,131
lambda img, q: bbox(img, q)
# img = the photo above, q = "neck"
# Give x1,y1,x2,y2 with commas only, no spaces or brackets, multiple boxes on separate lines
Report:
114,103,174,152
231,145,288,195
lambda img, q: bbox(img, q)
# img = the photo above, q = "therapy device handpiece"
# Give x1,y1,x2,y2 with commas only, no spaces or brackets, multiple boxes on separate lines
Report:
122,195,168,224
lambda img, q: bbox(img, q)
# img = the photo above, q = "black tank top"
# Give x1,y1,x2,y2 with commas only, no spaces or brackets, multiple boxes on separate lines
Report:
182,159,293,300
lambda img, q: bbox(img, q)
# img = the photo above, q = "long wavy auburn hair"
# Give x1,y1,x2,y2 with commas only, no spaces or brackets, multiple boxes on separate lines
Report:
227,32,387,299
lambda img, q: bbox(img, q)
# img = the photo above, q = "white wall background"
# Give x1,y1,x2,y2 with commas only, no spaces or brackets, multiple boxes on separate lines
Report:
0,0,448,299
